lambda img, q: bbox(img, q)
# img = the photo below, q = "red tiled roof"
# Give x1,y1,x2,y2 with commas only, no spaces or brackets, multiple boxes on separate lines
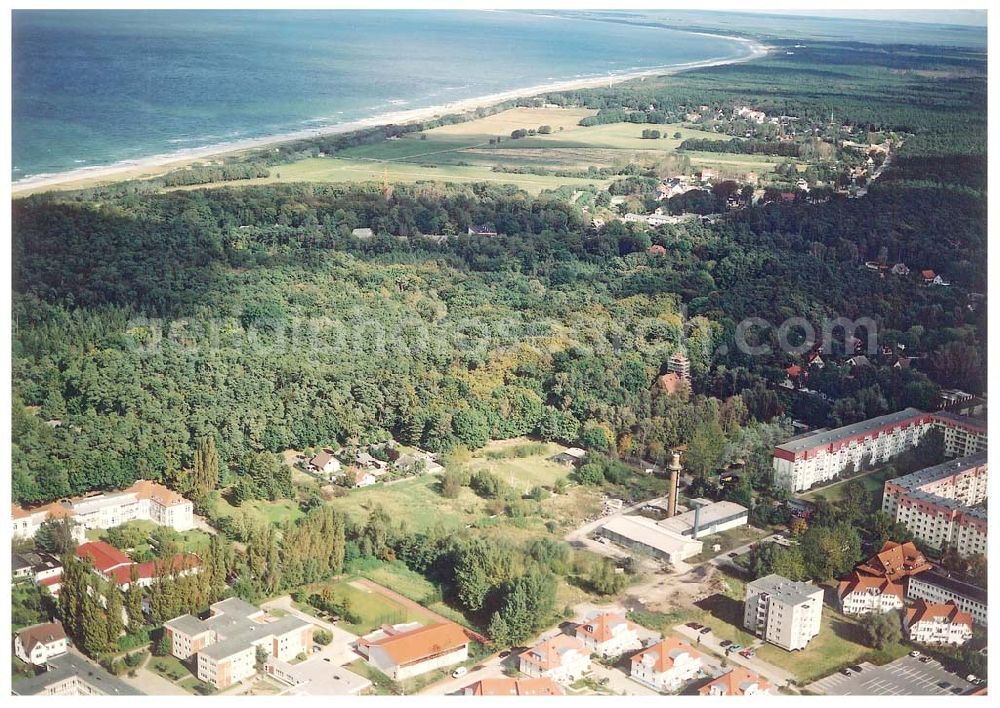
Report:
856,541,931,582
698,667,770,696
364,622,469,667
630,637,700,674
76,541,132,573
467,678,564,696
838,571,904,600
521,635,587,672
906,600,973,629
921,269,936,279
107,553,201,586
655,372,688,395
786,365,803,379
647,244,667,255
576,612,634,644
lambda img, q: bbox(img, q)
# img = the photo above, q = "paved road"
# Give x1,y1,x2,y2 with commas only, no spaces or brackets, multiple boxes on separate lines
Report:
115,651,190,696
674,624,797,691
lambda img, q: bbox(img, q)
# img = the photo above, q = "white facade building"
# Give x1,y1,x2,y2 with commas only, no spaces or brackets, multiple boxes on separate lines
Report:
629,638,703,692
882,453,987,557
837,573,905,615
15,622,68,666
906,571,987,627
519,635,591,684
744,574,823,651
906,601,973,646
772,408,933,492
574,612,642,657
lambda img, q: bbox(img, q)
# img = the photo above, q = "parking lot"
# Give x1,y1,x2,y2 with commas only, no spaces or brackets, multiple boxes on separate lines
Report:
806,655,977,696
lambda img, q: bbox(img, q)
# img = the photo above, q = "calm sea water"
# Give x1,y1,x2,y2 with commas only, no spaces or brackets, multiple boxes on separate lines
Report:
12,10,750,181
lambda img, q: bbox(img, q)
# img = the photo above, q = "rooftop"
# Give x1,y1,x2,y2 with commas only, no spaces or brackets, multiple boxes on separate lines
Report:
363,621,469,667
466,677,564,696
890,452,987,492
775,407,926,454
630,637,700,673
748,574,822,605
17,621,66,653
658,500,748,537
13,654,143,696
76,541,132,573
698,667,770,696
599,514,703,558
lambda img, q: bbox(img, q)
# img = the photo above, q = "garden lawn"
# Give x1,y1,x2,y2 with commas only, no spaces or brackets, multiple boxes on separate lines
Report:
753,608,907,683
800,466,896,503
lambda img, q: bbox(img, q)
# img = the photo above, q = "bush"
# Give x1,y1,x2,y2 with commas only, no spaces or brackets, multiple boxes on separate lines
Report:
314,629,333,646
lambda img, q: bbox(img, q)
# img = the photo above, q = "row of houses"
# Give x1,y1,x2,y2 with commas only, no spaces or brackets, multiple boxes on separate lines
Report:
835,540,981,645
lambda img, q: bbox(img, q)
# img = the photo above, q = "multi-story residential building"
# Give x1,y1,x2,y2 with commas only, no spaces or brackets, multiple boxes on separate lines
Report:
11,654,142,696
164,598,313,689
574,611,643,657
772,408,933,491
463,678,565,696
357,621,469,681
14,622,68,666
698,668,772,696
854,540,931,584
837,572,904,615
743,574,823,651
932,412,987,458
628,638,703,692
519,635,592,684
881,453,988,557
11,480,194,541
907,569,987,627
905,601,974,646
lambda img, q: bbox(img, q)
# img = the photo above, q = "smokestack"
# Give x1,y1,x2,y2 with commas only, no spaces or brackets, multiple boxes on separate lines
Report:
667,450,682,518
693,503,702,539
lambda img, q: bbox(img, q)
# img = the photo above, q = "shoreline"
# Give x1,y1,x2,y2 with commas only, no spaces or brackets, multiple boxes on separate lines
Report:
12,37,770,195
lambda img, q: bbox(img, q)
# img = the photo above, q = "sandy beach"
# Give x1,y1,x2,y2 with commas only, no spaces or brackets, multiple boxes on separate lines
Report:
12,37,769,196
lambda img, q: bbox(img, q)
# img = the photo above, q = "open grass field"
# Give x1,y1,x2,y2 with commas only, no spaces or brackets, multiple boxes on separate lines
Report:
321,580,417,634
182,106,791,194
466,439,571,491
800,466,895,504
753,609,908,684
210,493,305,526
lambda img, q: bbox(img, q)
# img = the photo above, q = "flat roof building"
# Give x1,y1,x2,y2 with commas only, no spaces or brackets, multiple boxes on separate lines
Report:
744,574,822,651
598,515,703,564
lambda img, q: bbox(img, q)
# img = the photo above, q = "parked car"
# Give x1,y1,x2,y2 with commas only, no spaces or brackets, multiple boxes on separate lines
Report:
937,681,951,690
699,627,711,635
849,665,863,673
950,687,964,695
740,649,755,659
720,640,733,648
452,667,468,679
729,644,743,652
909,650,921,658
687,622,704,630
728,552,739,558
841,669,853,677
920,656,933,664
498,650,511,659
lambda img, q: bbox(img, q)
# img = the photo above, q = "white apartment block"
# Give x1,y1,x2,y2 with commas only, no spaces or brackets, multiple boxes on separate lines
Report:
907,571,987,627
772,408,932,492
164,597,313,689
744,574,823,651
12,480,194,540
906,601,973,646
882,453,987,557
932,412,987,459
629,638,703,692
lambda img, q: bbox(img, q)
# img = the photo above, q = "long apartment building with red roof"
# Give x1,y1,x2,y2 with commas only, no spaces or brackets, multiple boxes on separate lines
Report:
772,408,933,492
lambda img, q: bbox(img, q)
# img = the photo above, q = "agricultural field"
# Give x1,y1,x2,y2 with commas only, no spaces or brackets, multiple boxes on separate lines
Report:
181,106,791,193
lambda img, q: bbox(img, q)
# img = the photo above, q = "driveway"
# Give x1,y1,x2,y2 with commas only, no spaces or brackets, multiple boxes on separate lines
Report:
674,624,797,690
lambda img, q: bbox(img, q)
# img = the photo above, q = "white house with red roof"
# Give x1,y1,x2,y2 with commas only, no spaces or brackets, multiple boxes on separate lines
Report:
15,621,68,666
574,611,643,657
519,634,591,684
75,540,201,591
698,667,771,696
629,637,703,692
837,572,905,615
906,601,974,646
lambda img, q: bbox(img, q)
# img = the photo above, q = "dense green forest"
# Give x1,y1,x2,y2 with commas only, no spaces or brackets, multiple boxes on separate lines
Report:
11,40,986,505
